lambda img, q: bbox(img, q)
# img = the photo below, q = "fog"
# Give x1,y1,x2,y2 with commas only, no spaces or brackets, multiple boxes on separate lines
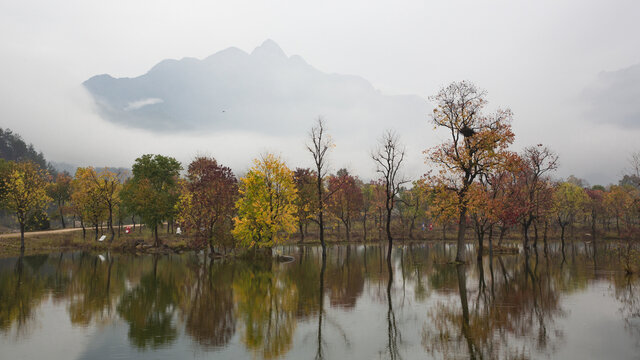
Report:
1,0,640,185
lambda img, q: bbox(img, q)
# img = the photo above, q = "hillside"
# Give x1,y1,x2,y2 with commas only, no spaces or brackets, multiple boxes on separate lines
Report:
83,40,429,135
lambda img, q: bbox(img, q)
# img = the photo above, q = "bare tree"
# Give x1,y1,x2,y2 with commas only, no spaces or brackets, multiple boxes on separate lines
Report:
372,130,407,259
520,145,558,250
307,117,334,258
628,151,640,187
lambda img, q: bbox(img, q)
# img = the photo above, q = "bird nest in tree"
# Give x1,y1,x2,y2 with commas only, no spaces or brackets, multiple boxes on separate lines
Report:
459,126,475,137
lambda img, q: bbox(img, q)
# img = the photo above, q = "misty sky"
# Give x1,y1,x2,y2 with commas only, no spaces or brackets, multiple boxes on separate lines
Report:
1,0,639,185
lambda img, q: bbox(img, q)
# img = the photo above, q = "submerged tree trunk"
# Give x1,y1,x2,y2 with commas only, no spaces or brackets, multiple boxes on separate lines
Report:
298,222,305,244
498,226,506,246
488,226,494,258
522,221,530,250
477,231,484,260
386,206,393,260
543,221,549,256
455,207,468,263
560,225,566,260
362,213,368,242
343,219,351,242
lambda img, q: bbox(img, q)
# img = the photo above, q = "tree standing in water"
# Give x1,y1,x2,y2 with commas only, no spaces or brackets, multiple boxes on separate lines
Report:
327,169,363,242
177,156,237,253
425,81,514,263
293,167,316,243
372,130,406,260
307,118,334,258
232,153,298,252
553,181,587,259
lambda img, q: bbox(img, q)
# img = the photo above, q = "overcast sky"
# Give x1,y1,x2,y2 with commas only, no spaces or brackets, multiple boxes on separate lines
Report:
1,0,639,185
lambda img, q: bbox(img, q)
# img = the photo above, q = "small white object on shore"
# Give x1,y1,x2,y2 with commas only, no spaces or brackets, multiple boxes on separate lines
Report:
98,235,106,242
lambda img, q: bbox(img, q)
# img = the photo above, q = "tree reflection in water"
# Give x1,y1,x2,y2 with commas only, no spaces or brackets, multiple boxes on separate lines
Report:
117,254,180,349
0,243,639,359
422,251,573,359
233,258,298,359
386,254,401,360
0,252,47,335
183,256,236,349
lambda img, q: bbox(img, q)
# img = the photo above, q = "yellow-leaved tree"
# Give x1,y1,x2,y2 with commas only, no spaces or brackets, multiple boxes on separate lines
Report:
1,161,52,250
70,167,108,241
232,153,298,251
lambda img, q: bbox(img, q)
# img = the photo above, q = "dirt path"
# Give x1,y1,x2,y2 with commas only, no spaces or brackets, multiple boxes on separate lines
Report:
0,227,85,239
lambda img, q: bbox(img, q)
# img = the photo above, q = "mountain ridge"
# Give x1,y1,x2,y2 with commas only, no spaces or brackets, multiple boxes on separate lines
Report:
83,40,429,135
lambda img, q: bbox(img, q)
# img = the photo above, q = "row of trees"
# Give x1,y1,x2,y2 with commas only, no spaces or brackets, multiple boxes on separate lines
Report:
2,81,640,262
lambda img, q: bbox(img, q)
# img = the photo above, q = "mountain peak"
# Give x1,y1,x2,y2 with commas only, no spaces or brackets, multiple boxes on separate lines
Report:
251,39,287,59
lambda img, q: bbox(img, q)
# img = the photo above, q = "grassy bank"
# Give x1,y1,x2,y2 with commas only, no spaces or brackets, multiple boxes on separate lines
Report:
0,227,190,258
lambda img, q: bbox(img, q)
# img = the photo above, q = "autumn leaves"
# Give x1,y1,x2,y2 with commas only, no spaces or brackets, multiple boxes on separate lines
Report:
4,80,639,260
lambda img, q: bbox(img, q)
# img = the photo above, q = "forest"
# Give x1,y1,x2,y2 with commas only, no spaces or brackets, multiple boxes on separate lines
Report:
1,81,639,269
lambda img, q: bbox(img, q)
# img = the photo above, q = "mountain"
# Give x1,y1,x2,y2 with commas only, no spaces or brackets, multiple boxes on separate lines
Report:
83,40,430,135
0,128,54,173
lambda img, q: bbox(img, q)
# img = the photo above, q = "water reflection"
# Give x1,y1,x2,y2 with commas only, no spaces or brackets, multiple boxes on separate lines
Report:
184,257,236,349
0,243,638,359
117,254,180,349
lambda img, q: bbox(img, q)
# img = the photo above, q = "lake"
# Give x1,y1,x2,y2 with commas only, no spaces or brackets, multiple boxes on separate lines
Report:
0,243,638,359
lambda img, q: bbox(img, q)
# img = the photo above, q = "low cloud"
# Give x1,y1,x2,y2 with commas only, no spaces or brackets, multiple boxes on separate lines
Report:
124,97,164,111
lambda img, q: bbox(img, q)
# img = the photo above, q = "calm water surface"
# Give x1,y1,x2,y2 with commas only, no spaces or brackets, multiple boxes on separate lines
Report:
0,243,638,359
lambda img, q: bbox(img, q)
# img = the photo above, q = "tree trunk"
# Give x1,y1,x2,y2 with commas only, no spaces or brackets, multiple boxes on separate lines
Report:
560,225,566,259
543,221,549,256
345,220,351,242
298,222,305,243
386,206,393,260
154,224,160,247
498,226,506,246
455,206,467,263
317,172,326,260
19,221,25,251
95,223,99,241
59,200,66,229
488,226,494,258
362,213,367,242
108,206,115,242
523,221,530,250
